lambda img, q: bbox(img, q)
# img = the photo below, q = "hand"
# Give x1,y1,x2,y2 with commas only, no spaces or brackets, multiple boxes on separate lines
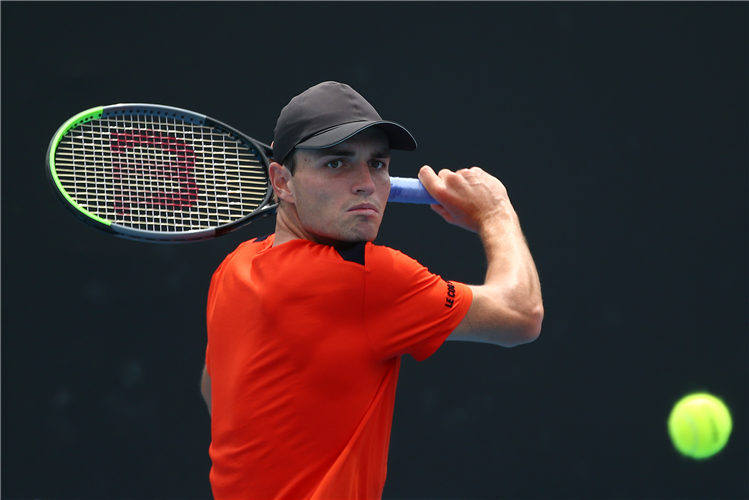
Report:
418,165,511,233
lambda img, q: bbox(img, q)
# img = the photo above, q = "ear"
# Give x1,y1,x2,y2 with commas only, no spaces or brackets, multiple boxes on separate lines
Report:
269,161,295,204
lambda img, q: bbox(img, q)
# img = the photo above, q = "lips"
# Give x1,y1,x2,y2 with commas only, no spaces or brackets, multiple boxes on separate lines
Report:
347,203,380,214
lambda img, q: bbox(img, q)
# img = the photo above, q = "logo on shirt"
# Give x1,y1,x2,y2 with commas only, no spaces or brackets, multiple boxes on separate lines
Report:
444,281,456,308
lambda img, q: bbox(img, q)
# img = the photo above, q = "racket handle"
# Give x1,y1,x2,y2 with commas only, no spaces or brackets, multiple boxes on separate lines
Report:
389,177,438,204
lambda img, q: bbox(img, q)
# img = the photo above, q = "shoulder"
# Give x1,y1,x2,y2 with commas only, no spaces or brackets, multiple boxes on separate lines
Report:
366,243,427,273
213,234,275,273
228,233,275,256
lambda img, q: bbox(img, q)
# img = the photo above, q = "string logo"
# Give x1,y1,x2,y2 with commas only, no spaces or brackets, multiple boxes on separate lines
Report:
110,130,198,215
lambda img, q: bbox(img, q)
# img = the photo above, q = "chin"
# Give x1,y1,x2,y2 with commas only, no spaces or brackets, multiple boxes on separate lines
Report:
350,224,381,242
332,226,380,245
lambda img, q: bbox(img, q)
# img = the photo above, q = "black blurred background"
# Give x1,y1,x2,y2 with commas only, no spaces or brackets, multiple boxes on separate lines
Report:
2,2,747,499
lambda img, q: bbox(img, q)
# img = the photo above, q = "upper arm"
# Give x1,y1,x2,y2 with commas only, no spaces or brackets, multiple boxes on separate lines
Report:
447,284,543,347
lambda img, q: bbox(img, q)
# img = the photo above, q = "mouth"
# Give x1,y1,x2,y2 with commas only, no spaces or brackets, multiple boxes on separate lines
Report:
347,203,380,215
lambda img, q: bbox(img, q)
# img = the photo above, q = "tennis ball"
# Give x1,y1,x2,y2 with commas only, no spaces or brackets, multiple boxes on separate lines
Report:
668,392,732,459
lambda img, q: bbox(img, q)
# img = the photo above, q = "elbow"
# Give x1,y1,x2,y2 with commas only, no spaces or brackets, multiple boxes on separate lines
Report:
504,302,544,347
525,301,544,341
524,303,544,342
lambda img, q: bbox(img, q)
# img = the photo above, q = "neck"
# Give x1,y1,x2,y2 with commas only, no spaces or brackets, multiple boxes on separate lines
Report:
272,206,304,247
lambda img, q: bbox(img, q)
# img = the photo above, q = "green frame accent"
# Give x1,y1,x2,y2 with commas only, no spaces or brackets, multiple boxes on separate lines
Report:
48,106,111,226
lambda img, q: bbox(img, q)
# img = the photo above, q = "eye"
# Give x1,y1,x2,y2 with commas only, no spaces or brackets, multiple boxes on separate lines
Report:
370,160,387,169
326,159,344,169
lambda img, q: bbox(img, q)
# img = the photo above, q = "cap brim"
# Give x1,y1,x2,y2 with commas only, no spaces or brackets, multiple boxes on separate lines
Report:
295,121,417,152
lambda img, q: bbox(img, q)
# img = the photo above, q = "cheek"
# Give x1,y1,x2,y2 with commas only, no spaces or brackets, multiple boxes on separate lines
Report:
291,176,326,207
376,176,391,202
294,186,339,225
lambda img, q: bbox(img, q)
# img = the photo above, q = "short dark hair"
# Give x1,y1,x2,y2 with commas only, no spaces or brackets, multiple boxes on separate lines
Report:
282,149,299,175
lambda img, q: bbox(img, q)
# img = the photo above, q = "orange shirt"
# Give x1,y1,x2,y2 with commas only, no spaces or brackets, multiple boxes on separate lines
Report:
205,234,472,499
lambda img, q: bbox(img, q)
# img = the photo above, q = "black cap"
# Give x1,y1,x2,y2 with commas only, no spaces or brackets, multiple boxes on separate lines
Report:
272,81,417,163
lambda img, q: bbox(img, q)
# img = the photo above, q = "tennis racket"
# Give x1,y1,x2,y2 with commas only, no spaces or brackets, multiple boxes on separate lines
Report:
46,103,437,243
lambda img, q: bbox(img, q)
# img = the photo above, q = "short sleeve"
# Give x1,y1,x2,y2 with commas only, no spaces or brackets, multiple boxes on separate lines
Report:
364,245,472,361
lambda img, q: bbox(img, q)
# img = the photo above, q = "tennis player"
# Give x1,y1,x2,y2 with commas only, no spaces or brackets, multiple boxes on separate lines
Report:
201,81,543,499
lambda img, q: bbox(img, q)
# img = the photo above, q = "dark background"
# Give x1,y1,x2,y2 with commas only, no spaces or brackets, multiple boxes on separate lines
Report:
2,2,747,499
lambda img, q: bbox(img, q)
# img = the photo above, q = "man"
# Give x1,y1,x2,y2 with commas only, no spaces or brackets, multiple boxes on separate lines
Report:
201,81,543,499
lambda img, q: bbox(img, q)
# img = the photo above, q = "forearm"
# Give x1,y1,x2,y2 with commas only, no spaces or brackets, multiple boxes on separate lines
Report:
448,203,543,346
478,203,544,338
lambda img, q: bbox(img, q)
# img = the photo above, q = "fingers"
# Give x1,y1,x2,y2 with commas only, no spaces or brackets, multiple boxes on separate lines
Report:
418,165,443,193
419,165,475,200
425,165,488,185
415,165,509,233
430,203,452,220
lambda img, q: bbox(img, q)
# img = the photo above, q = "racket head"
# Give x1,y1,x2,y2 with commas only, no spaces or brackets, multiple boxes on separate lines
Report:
46,104,276,243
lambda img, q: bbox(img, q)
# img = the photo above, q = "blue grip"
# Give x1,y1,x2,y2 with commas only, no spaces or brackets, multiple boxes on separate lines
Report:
388,177,438,204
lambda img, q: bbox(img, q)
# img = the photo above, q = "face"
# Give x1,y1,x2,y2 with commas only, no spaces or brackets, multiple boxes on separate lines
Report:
274,128,391,246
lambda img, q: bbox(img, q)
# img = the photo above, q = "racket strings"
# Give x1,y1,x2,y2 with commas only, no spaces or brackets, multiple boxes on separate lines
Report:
54,115,269,232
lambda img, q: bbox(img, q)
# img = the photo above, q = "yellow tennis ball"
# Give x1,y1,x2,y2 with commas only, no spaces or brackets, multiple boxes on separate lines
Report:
668,393,732,459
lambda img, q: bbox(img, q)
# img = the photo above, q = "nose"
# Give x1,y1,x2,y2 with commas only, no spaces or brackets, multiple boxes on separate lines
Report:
352,162,376,196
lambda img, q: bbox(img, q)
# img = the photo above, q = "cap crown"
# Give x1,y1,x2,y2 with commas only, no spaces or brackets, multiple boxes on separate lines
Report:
273,82,415,163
